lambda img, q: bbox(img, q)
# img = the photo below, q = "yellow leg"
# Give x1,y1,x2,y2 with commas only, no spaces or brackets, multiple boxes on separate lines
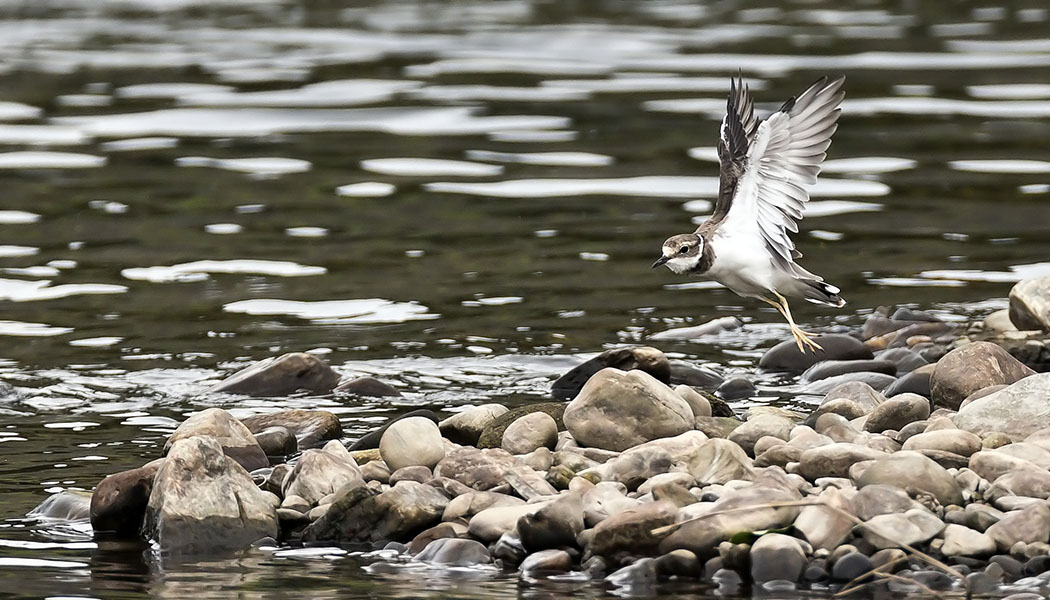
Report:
762,293,823,353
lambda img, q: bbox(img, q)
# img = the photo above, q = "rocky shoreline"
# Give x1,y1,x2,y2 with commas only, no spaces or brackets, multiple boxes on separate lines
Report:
27,277,1050,598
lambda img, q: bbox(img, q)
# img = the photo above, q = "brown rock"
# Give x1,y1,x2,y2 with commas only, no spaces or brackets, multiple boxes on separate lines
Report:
930,342,1034,410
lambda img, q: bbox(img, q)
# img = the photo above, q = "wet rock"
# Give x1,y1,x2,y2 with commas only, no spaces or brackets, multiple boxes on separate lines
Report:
809,382,886,422
518,492,583,551
750,533,806,584
856,451,964,506
876,347,929,373
685,438,754,485
259,463,292,497
90,459,162,537
668,360,724,390
302,480,450,544
728,414,793,456
799,372,896,396
655,549,700,578
563,368,693,452
241,409,342,449
144,436,279,553
520,549,572,574
985,502,1050,551
208,352,340,396
492,532,527,565
864,393,930,433
415,537,491,566
589,500,677,557
801,359,897,383
347,409,440,451
334,376,401,397
861,508,944,549
942,523,997,557
799,443,887,480
794,486,855,550
758,334,873,375
552,346,670,400
442,490,524,522
930,342,1035,410
902,429,982,457
1009,277,1050,331
606,557,659,588
434,447,521,491
674,384,712,418
252,426,297,456
468,501,551,543
283,440,365,506
830,551,872,582
165,408,268,472
955,373,1050,440
439,404,509,446
715,377,755,400
502,412,558,455
478,403,565,449
882,369,933,398
379,416,445,471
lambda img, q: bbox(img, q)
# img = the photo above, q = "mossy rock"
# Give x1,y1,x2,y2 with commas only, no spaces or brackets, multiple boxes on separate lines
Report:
477,402,566,449
701,390,736,418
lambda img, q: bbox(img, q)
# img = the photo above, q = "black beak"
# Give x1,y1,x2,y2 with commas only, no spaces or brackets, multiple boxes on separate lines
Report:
651,255,669,269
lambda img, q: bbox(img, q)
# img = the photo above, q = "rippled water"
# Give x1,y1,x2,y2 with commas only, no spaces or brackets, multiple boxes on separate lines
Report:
2,0,1050,597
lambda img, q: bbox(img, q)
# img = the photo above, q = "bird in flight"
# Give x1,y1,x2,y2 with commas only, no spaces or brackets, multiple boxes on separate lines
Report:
652,75,846,352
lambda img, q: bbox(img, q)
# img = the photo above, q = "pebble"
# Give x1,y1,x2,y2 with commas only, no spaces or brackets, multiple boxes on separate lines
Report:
379,416,446,471
502,412,558,455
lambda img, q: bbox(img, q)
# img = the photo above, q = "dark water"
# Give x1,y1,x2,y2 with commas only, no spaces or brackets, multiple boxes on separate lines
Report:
2,0,1050,597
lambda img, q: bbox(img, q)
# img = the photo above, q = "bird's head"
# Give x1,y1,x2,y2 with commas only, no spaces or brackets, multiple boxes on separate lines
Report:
652,233,703,274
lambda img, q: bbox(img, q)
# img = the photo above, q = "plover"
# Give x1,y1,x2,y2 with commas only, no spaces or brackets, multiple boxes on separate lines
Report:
652,75,847,352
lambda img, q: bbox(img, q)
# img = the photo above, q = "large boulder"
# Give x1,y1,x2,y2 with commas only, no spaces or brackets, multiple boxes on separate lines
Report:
758,334,873,375
283,440,365,506
379,416,445,471
240,410,342,449
930,342,1034,410
1009,277,1050,331
164,408,267,471
563,368,693,452
91,459,163,538
144,436,279,553
208,352,341,396
954,373,1050,440
552,347,670,399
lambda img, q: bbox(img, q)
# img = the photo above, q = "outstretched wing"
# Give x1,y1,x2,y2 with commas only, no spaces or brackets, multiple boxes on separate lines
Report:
701,75,758,231
715,75,845,272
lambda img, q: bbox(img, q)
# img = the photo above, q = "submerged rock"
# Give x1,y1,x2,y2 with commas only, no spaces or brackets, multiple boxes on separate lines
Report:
930,342,1034,410
208,352,341,396
240,409,342,449
144,436,279,554
334,376,401,397
29,490,92,522
164,408,268,472
563,368,693,452
801,359,897,382
552,346,670,399
415,537,491,566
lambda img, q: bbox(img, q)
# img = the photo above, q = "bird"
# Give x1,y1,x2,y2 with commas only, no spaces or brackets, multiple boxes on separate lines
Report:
652,75,847,353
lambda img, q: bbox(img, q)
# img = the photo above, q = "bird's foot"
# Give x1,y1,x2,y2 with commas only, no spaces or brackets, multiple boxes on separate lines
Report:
791,326,823,353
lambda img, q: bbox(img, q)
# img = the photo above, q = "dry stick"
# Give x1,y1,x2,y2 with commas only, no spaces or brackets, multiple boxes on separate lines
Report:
650,497,970,598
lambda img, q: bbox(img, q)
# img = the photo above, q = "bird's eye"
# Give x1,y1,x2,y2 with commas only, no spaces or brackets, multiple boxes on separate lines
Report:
679,246,689,254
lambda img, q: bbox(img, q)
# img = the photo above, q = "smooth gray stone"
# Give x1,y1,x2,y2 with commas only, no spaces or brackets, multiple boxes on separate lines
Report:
759,334,873,375
876,347,929,373
415,538,491,566
800,372,896,396
552,346,670,400
1009,277,1050,331
209,352,340,396
801,359,897,382
955,373,1050,440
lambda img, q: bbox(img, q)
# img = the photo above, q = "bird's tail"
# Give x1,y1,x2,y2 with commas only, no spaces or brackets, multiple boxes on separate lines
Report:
800,279,846,307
